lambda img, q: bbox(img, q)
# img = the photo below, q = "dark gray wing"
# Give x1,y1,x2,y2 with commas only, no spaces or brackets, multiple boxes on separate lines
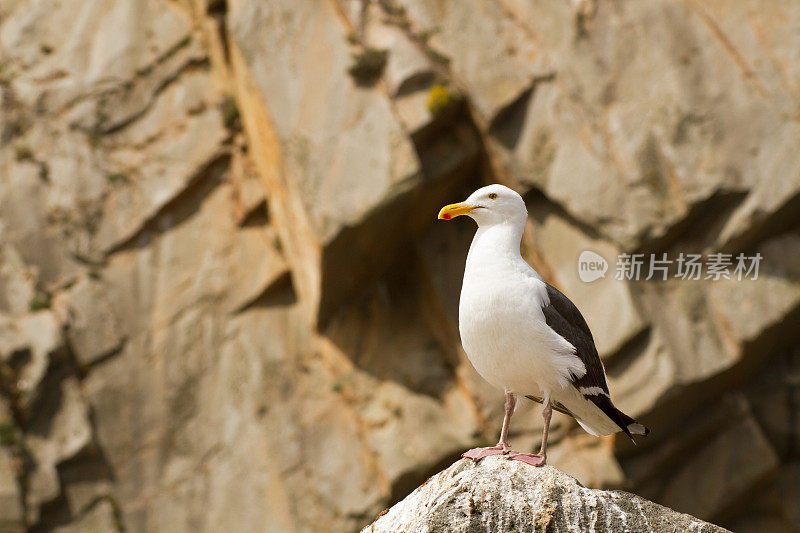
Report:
541,283,609,396
541,283,638,439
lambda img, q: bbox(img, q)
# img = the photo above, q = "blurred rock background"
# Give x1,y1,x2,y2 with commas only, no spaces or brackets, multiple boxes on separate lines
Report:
0,0,799,531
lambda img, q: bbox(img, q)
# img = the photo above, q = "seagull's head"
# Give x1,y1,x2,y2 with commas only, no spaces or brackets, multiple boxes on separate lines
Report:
438,184,527,228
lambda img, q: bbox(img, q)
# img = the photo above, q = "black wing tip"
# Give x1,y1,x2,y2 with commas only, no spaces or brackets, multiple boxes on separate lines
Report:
586,394,650,441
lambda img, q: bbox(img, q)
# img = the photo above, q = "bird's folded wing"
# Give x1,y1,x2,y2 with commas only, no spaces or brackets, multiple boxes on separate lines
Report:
541,283,610,397
541,283,643,439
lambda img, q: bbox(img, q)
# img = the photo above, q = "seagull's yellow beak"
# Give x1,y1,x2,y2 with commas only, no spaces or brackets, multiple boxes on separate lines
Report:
438,202,477,220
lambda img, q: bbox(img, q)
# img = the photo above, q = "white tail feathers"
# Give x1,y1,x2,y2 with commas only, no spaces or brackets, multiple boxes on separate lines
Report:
628,422,648,436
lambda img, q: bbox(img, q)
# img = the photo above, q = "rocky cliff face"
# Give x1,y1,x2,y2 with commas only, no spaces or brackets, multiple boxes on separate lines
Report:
0,0,798,531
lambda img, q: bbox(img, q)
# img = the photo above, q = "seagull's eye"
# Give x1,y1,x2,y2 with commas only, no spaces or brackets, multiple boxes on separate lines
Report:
488,193,498,200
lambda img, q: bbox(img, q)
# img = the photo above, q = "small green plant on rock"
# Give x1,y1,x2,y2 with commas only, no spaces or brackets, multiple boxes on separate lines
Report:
14,145,33,161
347,48,389,86
106,172,127,184
426,84,459,116
29,291,51,311
345,31,360,45
0,420,16,446
221,96,241,131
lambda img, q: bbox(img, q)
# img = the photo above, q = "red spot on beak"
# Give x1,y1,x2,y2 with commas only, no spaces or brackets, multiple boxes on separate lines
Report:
443,213,452,220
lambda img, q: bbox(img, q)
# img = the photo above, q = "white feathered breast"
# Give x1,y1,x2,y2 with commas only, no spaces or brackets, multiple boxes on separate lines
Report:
459,266,586,396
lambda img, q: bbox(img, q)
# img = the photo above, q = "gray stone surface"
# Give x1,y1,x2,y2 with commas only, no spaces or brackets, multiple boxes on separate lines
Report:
55,277,124,367
53,500,118,533
0,446,24,532
486,0,800,251
25,377,93,523
364,457,727,532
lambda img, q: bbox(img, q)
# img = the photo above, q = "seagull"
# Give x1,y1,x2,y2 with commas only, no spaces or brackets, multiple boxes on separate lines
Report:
438,184,649,466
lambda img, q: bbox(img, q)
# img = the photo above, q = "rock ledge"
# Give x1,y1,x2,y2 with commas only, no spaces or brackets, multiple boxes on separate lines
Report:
363,456,729,532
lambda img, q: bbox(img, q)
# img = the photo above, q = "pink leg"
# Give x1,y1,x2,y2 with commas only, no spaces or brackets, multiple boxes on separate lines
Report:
510,395,552,467
463,392,516,461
